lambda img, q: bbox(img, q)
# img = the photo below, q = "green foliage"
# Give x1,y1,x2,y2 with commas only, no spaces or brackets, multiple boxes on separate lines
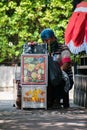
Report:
0,0,73,64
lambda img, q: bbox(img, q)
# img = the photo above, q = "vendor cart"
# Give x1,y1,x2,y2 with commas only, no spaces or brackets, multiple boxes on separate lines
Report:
20,43,48,109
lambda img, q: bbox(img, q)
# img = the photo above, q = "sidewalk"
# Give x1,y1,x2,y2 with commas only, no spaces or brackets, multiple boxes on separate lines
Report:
0,89,87,130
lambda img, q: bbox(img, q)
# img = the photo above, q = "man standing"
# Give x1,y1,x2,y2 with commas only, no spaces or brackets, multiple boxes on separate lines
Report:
40,28,73,108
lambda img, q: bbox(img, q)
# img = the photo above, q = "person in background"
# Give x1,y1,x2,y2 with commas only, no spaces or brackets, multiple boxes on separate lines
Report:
40,28,74,108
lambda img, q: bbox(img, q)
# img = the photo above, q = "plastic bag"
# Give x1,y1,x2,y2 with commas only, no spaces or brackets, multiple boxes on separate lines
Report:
62,71,70,92
48,56,62,86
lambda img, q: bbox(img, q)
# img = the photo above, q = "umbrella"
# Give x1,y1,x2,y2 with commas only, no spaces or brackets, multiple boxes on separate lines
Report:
65,1,87,54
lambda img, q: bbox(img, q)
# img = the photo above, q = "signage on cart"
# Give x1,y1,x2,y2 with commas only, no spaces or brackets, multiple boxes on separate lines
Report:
22,86,46,108
21,54,48,85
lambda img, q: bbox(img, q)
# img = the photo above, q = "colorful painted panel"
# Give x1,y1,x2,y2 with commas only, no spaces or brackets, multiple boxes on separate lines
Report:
22,86,47,108
21,54,48,85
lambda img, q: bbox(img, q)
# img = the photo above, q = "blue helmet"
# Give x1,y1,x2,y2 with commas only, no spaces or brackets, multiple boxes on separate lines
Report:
40,28,55,40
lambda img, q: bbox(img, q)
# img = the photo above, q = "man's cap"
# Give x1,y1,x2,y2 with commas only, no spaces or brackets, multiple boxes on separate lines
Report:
40,28,55,40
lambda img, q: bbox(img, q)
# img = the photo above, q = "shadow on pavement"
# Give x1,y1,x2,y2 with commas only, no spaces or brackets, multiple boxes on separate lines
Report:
0,88,87,130
0,99,87,130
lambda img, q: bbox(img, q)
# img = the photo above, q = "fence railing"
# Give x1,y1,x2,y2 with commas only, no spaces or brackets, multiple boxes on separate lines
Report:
74,74,87,107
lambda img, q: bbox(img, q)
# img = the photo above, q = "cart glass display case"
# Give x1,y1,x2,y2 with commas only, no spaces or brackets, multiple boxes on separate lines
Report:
21,54,48,86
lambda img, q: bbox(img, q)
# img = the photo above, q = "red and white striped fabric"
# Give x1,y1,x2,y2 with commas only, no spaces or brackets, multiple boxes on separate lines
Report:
65,1,87,54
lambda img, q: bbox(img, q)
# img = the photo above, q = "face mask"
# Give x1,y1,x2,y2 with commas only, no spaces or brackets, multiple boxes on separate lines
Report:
50,40,59,53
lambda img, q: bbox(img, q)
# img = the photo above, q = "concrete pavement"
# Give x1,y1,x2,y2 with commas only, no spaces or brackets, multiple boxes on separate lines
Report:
0,89,87,130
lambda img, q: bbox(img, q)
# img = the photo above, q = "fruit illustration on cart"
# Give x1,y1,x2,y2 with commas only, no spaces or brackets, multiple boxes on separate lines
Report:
23,88,45,103
22,56,46,84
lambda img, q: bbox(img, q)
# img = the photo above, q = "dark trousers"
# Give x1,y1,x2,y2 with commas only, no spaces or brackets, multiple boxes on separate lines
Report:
47,80,69,108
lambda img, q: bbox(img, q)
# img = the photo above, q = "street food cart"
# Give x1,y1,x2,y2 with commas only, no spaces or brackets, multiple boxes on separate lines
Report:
21,54,48,109
15,42,48,109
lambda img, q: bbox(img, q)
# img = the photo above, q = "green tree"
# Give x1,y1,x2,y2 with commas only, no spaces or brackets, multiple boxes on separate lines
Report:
0,0,73,65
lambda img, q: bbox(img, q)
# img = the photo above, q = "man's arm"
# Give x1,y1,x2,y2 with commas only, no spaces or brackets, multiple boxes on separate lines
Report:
61,49,72,71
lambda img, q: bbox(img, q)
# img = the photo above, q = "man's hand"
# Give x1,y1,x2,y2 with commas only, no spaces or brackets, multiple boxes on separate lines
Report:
61,62,71,71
